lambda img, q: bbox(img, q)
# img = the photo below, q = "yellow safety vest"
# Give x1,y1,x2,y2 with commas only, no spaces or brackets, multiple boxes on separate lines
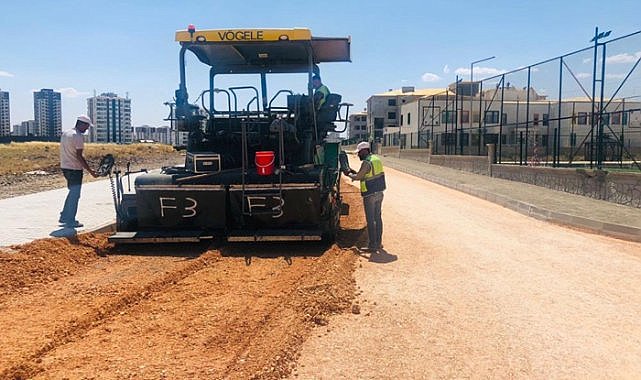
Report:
315,85,330,109
360,154,386,196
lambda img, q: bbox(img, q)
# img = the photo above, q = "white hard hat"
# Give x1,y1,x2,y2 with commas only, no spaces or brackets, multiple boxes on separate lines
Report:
356,141,370,151
77,115,93,127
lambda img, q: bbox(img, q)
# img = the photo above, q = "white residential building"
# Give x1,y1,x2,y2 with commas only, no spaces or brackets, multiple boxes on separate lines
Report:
366,87,445,143
134,125,172,144
396,84,641,153
88,93,132,143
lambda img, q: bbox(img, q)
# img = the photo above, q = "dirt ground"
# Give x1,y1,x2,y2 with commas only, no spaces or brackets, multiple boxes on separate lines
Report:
0,185,363,379
0,142,183,199
293,162,641,379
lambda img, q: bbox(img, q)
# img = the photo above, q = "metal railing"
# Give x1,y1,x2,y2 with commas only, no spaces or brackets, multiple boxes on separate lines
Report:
387,28,641,170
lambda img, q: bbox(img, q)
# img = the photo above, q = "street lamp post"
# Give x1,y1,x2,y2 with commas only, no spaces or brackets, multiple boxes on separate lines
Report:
590,27,611,169
471,56,495,155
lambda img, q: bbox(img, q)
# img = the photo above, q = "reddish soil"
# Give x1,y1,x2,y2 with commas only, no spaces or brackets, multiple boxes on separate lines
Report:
0,186,363,379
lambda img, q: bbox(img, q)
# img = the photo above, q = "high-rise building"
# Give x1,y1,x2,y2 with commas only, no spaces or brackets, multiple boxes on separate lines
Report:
33,89,62,137
0,89,10,136
87,92,132,143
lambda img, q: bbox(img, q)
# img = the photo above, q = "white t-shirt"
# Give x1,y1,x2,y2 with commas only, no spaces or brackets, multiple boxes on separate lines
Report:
60,129,86,170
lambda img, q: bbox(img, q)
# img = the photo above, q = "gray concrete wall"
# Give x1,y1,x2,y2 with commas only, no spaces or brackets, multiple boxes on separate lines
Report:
398,149,431,163
380,146,400,157
428,154,489,175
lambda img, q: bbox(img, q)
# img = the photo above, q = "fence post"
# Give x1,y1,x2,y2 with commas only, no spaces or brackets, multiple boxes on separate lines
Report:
519,131,524,166
487,143,496,176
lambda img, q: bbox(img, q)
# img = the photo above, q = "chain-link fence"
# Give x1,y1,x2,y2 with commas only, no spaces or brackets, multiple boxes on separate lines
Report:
387,29,641,169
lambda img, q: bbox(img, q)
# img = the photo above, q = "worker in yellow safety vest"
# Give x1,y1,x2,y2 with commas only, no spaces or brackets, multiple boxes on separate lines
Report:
345,141,386,252
312,74,330,110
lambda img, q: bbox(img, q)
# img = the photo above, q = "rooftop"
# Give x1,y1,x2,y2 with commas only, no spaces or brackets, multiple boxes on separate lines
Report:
373,88,446,97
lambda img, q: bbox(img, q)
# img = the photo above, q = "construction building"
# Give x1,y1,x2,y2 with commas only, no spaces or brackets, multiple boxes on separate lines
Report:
87,92,132,144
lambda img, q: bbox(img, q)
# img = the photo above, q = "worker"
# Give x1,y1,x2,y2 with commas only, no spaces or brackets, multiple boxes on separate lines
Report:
312,74,330,110
345,141,386,252
58,115,98,228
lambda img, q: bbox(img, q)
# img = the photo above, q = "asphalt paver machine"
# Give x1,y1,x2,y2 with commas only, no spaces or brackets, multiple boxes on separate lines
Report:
109,27,352,243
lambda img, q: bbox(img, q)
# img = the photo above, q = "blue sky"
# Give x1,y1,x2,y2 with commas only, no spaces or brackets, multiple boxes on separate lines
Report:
1,0,640,130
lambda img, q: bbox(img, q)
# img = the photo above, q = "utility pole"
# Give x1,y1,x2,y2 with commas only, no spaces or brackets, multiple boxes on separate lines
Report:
590,26,611,169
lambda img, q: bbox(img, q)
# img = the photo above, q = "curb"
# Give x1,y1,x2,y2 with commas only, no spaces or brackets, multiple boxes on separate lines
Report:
386,162,641,244
90,220,117,234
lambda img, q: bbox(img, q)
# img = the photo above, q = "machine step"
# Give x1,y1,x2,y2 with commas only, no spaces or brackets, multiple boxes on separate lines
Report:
227,229,323,242
108,230,214,244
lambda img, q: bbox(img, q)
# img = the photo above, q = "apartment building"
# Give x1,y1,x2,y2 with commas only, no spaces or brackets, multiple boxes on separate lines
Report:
366,87,445,142
134,125,172,144
12,120,36,136
34,89,62,137
88,92,132,143
348,112,368,141
0,89,9,136
397,84,641,152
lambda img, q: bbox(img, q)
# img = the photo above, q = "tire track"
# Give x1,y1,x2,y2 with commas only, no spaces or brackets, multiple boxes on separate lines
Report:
1,250,219,379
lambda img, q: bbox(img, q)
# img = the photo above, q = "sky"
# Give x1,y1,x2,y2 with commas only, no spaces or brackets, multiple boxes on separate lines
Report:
1,0,640,131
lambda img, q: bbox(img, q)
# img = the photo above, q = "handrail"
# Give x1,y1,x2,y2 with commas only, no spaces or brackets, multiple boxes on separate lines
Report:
268,89,294,110
333,102,353,133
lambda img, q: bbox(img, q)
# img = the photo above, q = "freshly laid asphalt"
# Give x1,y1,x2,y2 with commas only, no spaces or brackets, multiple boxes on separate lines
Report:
2,157,641,247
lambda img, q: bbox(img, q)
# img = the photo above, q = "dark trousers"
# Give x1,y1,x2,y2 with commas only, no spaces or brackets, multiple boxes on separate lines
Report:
60,169,83,223
363,191,384,249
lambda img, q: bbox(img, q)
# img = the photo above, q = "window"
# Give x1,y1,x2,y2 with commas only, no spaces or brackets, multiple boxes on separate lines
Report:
400,114,403,126
461,111,470,123
612,112,621,125
623,112,629,125
601,113,610,125
543,113,549,126
460,133,470,146
472,112,480,123
570,133,577,147
578,112,587,125
502,113,508,125
374,117,384,129
533,113,540,126
484,111,499,124
407,113,411,124
441,133,456,146
388,99,396,106
387,111,396,120
441,110,456,123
